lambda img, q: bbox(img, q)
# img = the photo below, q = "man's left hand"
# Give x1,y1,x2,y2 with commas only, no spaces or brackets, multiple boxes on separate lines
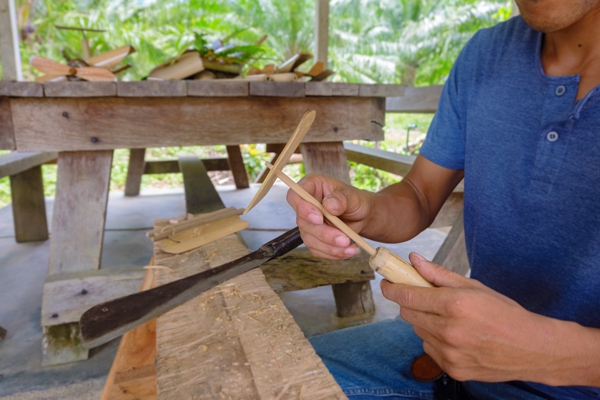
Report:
381,253,570,383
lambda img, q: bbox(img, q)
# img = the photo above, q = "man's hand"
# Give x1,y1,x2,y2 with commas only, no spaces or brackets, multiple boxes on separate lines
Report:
381,253,600,386
286,174,371,260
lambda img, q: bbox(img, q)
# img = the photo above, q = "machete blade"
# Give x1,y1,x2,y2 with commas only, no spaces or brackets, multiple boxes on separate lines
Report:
80,227,302,349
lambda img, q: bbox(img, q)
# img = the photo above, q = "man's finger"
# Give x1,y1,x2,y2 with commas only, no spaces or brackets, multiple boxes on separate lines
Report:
409,252,470,289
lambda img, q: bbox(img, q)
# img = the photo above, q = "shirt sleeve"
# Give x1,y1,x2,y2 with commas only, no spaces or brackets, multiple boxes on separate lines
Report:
419,31,482,170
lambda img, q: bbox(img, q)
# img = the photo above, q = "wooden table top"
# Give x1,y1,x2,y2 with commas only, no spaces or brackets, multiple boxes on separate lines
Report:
0,81,403,152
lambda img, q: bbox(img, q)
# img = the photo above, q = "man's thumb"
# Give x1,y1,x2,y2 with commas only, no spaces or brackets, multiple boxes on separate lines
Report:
409,252,467,288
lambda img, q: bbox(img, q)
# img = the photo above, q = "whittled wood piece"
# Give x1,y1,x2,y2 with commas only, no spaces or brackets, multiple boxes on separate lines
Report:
148,206,244,241
159,215,249,254
244,109,316,213
268,163,375,254
268,164,433,288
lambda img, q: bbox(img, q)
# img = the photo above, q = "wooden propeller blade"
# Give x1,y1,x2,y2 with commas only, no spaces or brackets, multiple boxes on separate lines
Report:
75,67,117,82
30,56,74,76
86,44,136,69
244,109,316,214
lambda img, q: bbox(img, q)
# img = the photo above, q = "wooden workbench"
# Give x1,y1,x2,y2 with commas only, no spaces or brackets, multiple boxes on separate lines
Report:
0,80,404,366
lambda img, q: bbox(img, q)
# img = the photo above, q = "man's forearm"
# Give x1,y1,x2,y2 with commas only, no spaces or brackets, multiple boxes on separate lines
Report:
360,179,432,243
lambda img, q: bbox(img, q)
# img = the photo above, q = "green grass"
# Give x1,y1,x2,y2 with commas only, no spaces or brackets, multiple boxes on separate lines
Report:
0,113,433,208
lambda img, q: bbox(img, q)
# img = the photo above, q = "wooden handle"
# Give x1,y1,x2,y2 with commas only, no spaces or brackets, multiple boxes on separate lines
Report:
370,247,433,287
268,164,377,255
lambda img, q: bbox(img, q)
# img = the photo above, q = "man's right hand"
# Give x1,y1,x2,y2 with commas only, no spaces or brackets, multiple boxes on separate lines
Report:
285,174,372,260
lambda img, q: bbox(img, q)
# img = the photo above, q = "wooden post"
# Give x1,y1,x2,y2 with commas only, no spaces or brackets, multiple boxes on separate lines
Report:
315,0,330,68
124,148,146,196
10,166,49,242
42,150,113,366
0,0,23,81
432,210,470,276
225,145,250,189
300,141,376,317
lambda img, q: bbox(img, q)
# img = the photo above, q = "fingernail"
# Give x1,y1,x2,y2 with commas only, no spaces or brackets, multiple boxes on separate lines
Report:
335,235,350,246
411,252,427,262
325,196,340,211
308,212,323,225
344,246,358,256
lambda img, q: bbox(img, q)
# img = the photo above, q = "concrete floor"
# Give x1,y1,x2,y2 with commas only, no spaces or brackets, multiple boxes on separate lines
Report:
0,183,446,399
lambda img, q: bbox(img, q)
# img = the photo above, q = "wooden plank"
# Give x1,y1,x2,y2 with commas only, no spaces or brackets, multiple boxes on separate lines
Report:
344,142,415,177
249,81,305,97
225,145,249,189
432,210,469,276
371,97,386,128
0,325,6,340
44,82,117,97
0,151,58,177
100,268,157,400
300,141,375,317
358,84,405,97
117,81,186,97
153,232,345,399
11,97,380,151
143,158,230,174
187,80,249,97
178,153,225,214
305,81,333,96
0,81,43,97
124,148,146,197
47,150,113,275
10,165,49,242
332,83,360,96
0,97,15,149
0,0,22,81
386,85,442,113
261,247,374,292
315,0,329,66
41,267,145,326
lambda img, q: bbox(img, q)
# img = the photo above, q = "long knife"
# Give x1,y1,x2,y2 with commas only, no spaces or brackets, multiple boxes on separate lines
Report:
80,227,303,349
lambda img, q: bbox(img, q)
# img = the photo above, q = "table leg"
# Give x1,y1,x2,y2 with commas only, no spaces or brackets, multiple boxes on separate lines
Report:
42,150,113,366
10,165,49,242
124,148,146,197
300,141,375,318
226,145,249,189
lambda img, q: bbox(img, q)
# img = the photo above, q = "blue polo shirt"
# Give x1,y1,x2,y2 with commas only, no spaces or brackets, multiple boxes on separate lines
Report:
420,16,600,398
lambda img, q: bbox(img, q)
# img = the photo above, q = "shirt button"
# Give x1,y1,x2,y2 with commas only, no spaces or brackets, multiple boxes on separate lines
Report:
555,85,566,96
547,131,559,142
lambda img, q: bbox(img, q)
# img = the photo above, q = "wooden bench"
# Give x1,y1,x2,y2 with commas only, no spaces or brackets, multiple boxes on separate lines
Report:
0,151,57,242
101,153,349,399
124,145,250,197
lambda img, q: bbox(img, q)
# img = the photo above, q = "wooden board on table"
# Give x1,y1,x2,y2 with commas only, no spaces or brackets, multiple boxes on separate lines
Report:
153,231,345,399
44,82,117,97
10,97,383,151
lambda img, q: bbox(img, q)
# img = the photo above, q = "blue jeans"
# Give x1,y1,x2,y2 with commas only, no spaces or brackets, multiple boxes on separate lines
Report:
309,318,599,400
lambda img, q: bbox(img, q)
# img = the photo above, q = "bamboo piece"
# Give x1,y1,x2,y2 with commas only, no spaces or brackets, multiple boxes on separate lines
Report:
86,44,135,70
148,51,205,80
244,109,316,214
147,206,244,241
159,216,249,254
267,72,298,82
266,163,433,288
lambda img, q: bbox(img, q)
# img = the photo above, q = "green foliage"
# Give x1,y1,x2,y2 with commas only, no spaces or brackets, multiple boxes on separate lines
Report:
0,0,512,206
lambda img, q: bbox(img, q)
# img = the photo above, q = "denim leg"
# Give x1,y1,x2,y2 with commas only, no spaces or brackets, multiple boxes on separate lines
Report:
309,318,436,399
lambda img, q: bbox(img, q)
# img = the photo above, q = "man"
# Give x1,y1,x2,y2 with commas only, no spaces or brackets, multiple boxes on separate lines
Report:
287,1,600,398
